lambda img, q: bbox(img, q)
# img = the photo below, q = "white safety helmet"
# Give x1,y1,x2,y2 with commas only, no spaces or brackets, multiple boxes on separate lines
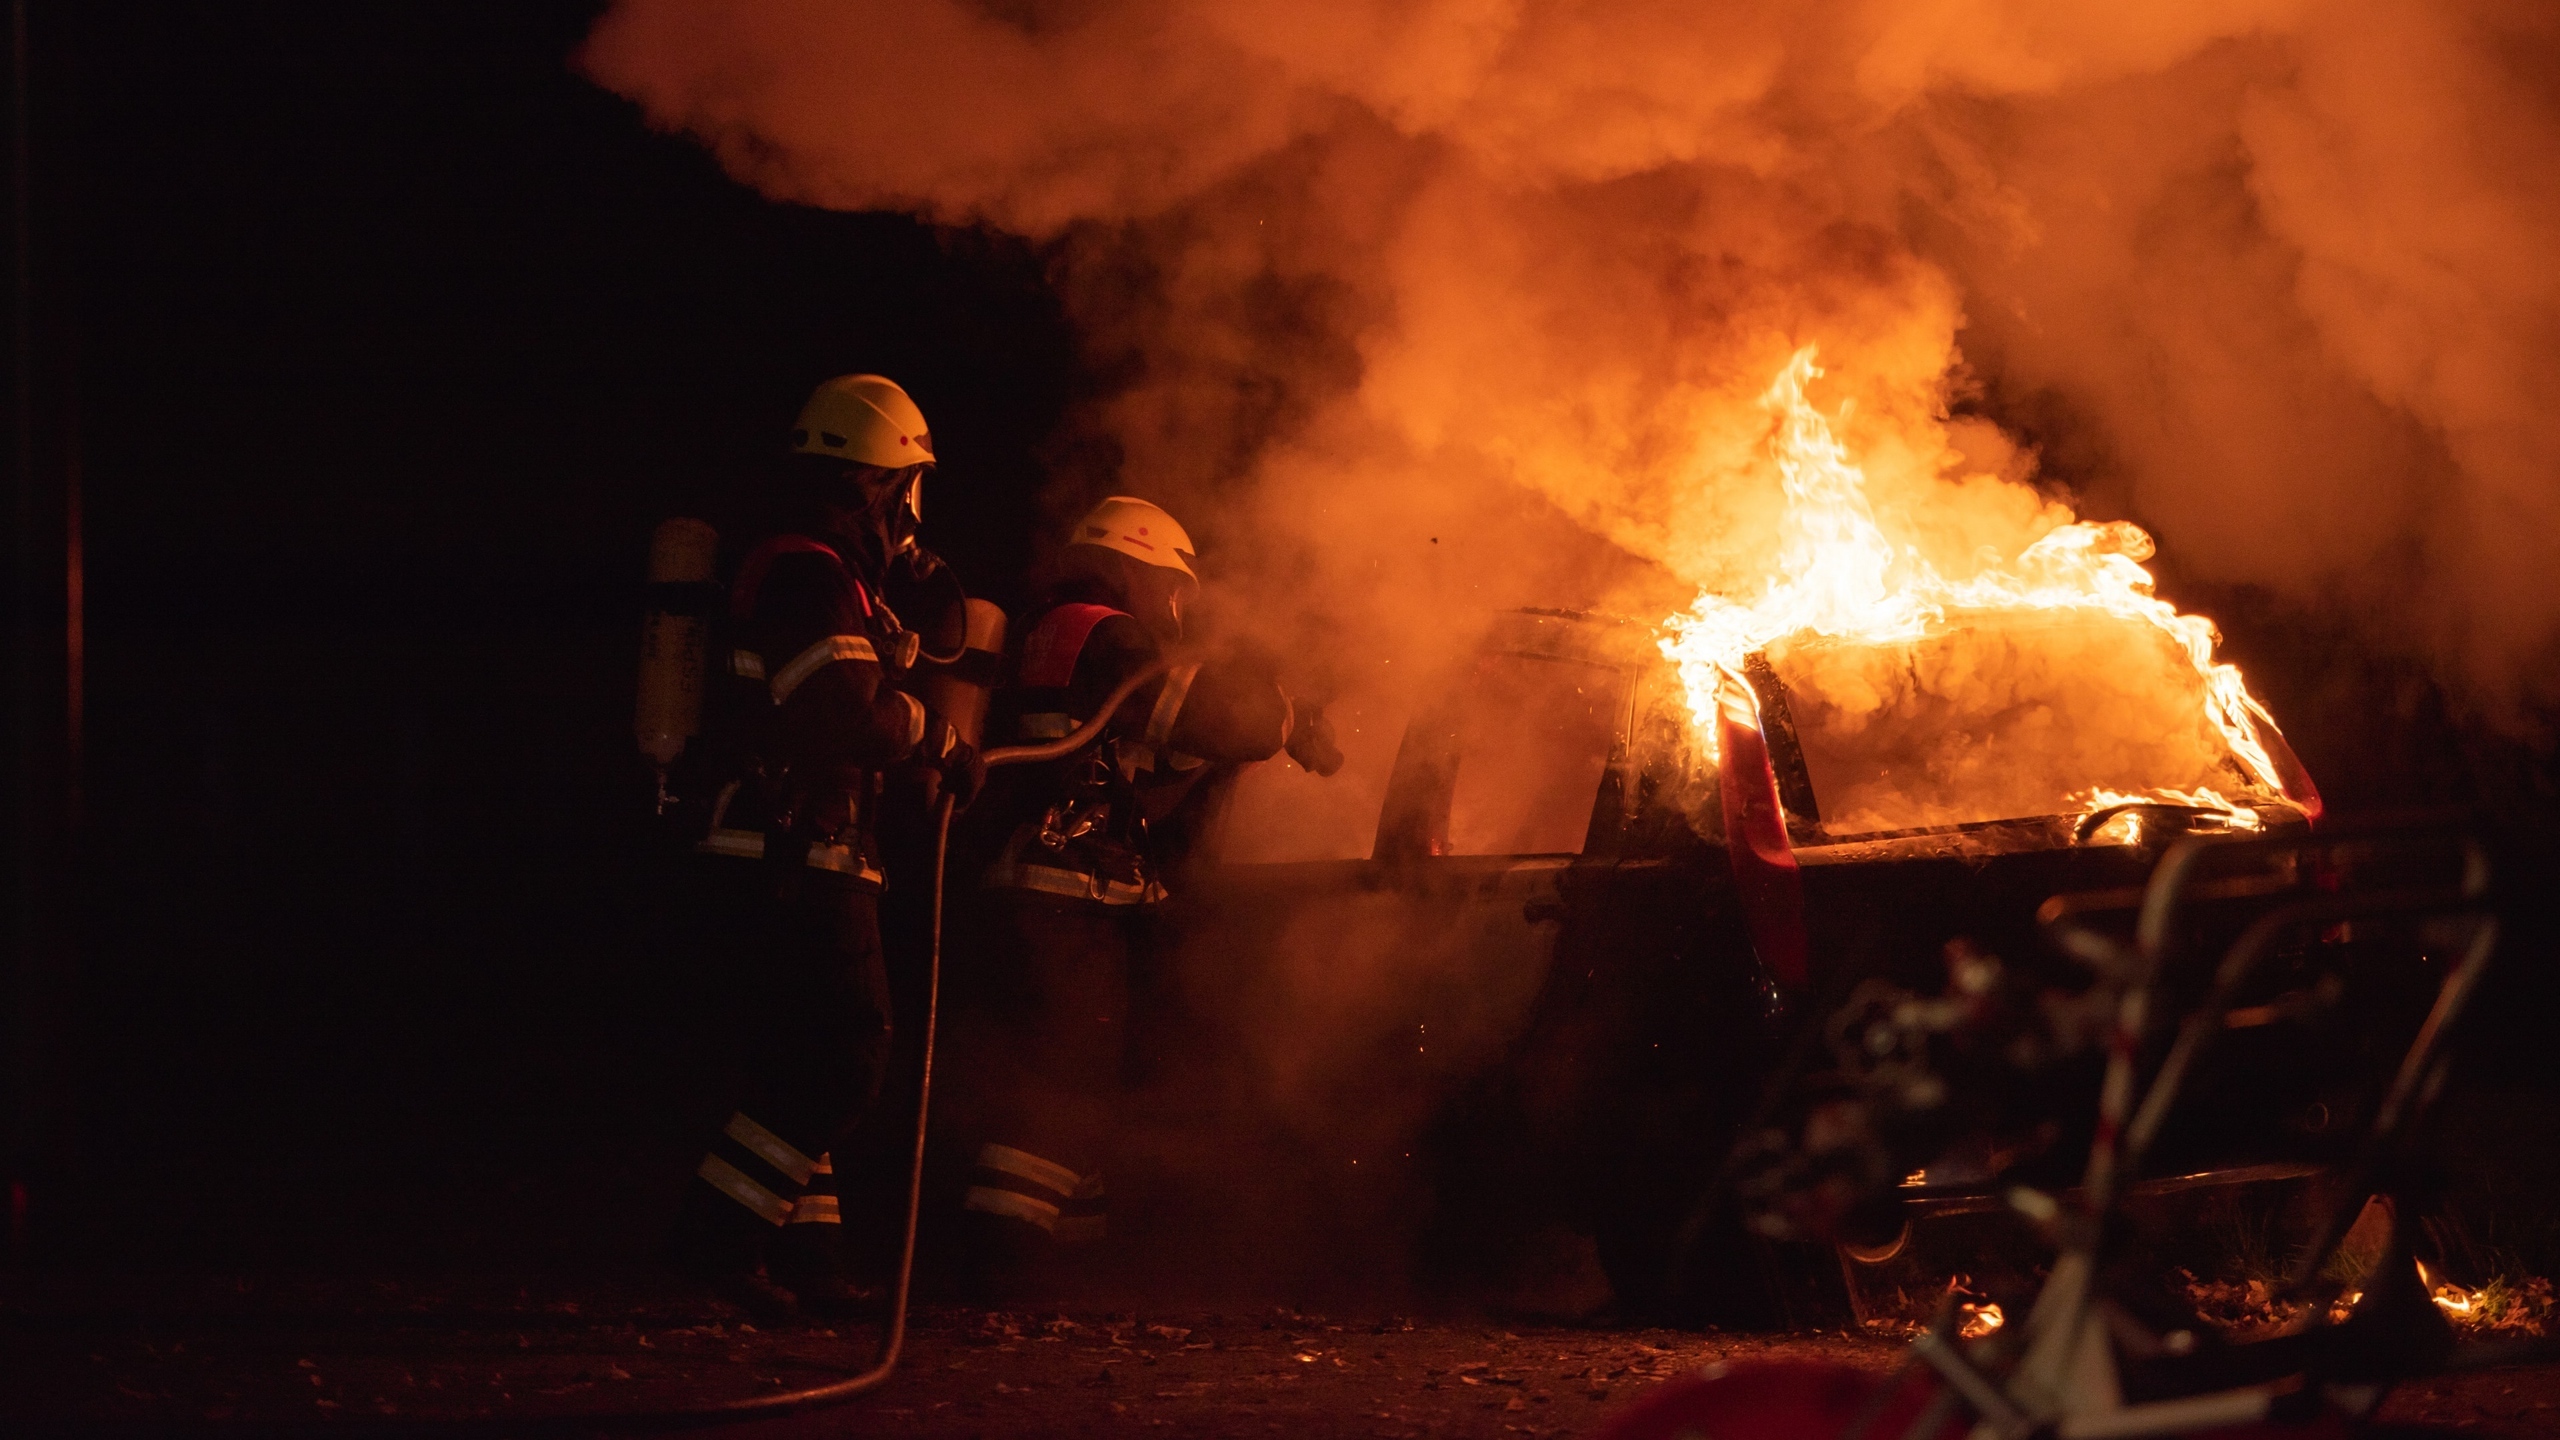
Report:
1068,496,1196,581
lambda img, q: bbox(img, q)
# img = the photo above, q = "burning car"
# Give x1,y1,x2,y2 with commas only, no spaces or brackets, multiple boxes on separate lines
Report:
1166,348,2332,1317
1181,599,2321,1314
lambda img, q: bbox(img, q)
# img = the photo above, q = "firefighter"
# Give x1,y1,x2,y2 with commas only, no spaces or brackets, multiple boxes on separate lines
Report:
666,374,984,1316
952,496,1343,1281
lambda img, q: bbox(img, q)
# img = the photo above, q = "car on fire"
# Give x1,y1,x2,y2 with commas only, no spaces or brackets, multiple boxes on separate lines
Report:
1173,605,2350,1318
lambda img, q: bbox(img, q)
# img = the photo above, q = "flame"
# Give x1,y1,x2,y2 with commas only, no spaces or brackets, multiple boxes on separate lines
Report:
1959,1302,2004,1340
2074,786,2265,846
1661,347,2287,825
2417,1259,2479,1318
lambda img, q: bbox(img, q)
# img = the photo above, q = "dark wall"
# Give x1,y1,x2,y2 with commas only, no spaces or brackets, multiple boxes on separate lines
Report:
26,0,1074,1265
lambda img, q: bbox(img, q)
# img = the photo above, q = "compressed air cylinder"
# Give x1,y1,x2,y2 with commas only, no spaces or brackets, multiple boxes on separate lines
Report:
916,598,1008,748
635,517,720,771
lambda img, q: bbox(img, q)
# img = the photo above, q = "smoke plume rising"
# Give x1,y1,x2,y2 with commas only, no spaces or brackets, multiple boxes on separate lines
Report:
579,0,2560,1300
581,0,2560,737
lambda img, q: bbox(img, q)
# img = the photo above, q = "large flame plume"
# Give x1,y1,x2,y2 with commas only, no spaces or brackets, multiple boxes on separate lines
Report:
1667,346,2286,830
581,0,2560,742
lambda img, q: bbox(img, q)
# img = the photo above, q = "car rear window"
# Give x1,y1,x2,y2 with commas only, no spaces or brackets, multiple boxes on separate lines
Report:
1765,611,2246,836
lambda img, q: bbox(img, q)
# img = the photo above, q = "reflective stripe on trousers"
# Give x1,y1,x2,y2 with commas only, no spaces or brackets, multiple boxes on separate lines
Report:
695,1111,820,1227
788,1153,840,1225
963,1142,1107,1241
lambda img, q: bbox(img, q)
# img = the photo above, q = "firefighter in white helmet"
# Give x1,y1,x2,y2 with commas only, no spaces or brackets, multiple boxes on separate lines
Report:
947,495,1342,1286
666,374,985,1317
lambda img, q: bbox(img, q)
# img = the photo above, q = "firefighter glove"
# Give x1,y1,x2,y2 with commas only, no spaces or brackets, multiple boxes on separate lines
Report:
1284,699,1345,777
918,707,989,810
938,738,988,811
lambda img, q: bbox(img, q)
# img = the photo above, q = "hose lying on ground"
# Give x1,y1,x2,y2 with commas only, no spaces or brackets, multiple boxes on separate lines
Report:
98,664,1181,1436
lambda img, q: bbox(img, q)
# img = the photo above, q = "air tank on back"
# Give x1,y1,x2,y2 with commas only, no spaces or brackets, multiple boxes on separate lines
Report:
915,598,1008,751
635,517,719,810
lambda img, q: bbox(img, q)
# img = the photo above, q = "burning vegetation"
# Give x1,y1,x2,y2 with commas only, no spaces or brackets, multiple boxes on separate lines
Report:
2178,1261,2557,1341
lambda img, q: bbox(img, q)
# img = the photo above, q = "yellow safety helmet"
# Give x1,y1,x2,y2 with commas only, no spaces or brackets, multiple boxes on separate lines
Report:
1070,496,1197,581
789,374,935,469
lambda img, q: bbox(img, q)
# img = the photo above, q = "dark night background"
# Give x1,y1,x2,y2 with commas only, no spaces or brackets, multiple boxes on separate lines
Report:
6,1,2556,1286
7,0,1082,1272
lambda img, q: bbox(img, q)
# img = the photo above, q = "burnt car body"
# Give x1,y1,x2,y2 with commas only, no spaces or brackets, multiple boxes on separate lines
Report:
1171,607,2339,1316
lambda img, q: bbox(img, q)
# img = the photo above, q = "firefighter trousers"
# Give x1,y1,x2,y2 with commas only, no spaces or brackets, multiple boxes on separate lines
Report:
674,853,894,1260
947,890,1140,1240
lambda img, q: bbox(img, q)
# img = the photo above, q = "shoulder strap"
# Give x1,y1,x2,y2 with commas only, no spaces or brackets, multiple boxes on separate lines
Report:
731,534,873,621
1017,603,1130,688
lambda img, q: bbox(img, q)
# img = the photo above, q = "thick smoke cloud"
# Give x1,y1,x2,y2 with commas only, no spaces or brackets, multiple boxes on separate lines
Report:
581,0,2560,725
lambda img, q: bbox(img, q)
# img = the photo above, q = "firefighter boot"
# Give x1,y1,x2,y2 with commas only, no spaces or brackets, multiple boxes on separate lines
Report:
665,1111,824,1321
953,1143,1109,1303
765,1153,883,1322
663,1178,800,1321
949,1206,1057,1304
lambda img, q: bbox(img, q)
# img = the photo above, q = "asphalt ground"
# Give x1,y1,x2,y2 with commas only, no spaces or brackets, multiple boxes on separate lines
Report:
8,1275,2560,1438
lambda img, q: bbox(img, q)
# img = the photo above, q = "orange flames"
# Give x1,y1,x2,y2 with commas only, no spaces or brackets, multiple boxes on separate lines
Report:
2417,1259,2478,1320
1662,347,2293,836
2332,1262,2552,1334
2076,787,2265,846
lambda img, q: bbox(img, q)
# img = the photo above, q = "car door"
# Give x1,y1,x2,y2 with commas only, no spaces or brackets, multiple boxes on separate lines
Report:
1164,614,1641,1185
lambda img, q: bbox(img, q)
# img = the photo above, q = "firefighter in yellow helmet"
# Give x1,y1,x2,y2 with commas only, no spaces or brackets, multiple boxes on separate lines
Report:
666,374,984,1316
948,496,1341,1285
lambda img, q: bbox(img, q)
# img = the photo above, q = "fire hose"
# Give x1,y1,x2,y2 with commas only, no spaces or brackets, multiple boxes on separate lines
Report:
145,663,1184,1437
130,550,1170,1433
636,660,1175,1427
676,659,1174,1422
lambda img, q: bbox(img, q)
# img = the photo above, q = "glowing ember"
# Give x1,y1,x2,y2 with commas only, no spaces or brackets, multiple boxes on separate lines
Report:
1959,1302,2004,1340
1662,347,2294,832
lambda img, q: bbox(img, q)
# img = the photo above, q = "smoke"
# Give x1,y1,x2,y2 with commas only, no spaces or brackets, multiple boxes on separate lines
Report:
580,0,2560,734
577,0,2560,1300
1910,0,2560,717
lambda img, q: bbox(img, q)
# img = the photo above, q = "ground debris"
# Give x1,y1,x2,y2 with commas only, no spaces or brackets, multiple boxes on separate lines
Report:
2431,1274,2557,1336
2180,1264,2558,1339
10,1285,2558,1435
